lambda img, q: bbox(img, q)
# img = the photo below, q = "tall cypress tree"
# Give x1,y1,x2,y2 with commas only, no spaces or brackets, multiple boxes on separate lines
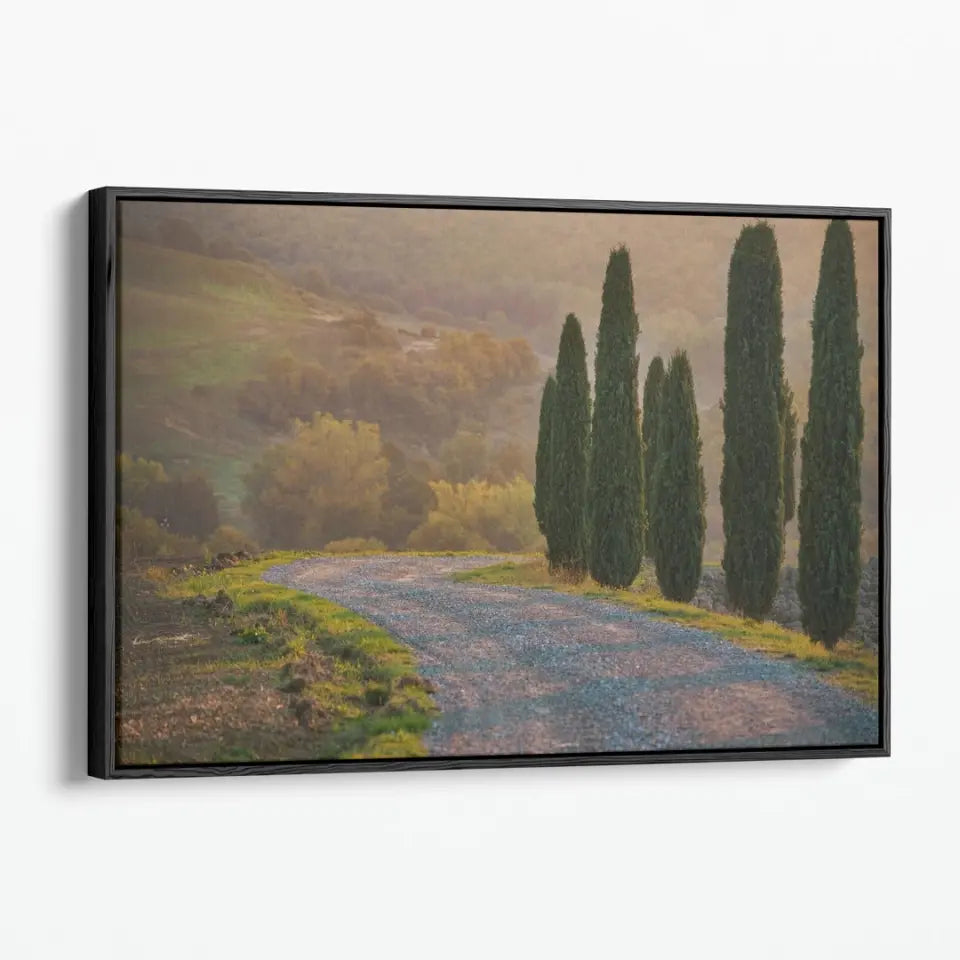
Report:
798,220,863,647
587,246,643,587
641,355,666,563
534,374,557,542
651,350,706,601
549,314,591,580
781,381,798,525
637,416,648,562
721,222,786,619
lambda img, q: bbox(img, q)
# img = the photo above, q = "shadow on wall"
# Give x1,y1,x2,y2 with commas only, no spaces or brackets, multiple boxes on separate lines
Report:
57,195,88,785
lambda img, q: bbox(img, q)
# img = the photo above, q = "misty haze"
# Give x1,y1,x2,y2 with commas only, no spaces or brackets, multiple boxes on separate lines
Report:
113,200,881,766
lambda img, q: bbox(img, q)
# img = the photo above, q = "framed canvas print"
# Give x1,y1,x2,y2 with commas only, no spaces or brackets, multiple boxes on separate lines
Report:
88,188,890,778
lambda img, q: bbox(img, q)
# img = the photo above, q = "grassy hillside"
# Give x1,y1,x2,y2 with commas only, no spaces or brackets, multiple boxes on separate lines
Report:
118,239,542,529
120,240,326,520
122,203,879,398
119,204,881,558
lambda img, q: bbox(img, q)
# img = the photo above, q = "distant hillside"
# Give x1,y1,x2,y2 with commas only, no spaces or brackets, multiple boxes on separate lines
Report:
119,239,319,520
118,238,542,527
119,204,881,558
121,202,878,390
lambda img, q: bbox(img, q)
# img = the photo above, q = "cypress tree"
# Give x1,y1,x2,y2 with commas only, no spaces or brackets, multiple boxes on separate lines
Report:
534,374,557,542
798,220,863,647
549,314,591,580
721,222,786,619
781,381,798,525
637,417,648,562
587,246,644,587
641,355,666,563
651,350,706,601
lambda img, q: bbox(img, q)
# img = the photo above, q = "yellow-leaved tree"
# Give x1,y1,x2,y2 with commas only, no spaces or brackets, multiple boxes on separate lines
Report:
407,477,543,553
245,414,389,548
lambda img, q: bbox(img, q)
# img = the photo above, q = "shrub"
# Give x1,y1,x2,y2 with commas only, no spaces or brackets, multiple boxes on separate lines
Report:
118,454,220,539
406,514,491,552
323,537,388,554
206,525,259,555
118,507,203,565
407,477,542,553
473,478,544,552
161,475,220,540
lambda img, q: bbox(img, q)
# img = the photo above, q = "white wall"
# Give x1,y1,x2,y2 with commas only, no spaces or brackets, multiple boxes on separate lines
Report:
2,2,956,956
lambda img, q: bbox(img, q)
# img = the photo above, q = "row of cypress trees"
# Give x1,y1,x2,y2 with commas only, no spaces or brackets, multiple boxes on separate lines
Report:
535,221,863,648
534,247,644,586
535,250,641,584
535,248,706,597
720,218,863,647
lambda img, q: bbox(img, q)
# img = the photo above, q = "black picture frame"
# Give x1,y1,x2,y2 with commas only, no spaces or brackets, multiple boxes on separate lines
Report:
88,186,891,779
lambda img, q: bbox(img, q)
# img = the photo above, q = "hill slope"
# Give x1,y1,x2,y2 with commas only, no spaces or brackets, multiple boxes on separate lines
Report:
119,203,881,558
118,239,542,527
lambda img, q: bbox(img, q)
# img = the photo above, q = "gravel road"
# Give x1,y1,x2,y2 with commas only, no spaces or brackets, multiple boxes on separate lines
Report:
264,554,879,756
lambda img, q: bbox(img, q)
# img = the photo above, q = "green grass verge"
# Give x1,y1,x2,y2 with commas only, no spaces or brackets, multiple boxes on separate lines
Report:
453,557,878,704
145,552,437,761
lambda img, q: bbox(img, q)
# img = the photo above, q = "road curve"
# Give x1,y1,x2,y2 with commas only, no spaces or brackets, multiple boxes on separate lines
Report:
264,554,879,756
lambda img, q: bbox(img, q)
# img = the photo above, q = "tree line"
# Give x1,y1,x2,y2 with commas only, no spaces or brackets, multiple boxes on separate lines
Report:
534,247,706,595
117,454,257,564
237,321,539,449
244,413,543,553
535,219,863,647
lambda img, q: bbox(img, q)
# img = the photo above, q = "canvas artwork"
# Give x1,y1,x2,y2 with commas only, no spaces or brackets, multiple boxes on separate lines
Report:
88,190,889,776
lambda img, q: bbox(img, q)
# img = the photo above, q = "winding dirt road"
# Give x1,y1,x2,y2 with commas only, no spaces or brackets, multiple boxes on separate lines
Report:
264,554,879,756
